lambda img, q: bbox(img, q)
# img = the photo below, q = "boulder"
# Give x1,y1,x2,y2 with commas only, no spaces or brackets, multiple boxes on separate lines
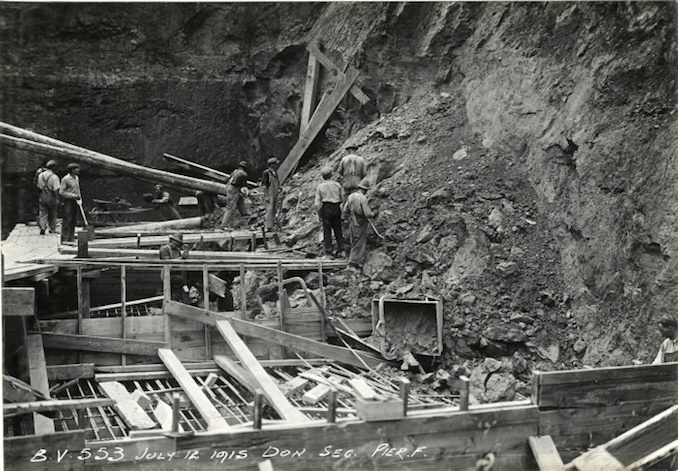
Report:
488,207,503,228
363,251,395,281
469,358,517,403
483,326,528,343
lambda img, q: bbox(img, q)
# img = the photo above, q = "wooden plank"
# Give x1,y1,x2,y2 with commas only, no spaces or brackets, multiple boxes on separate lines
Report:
528,435,564,471
302,384,331,405
3,374,48,403
179,405,539,470
306,42,370,104
163,152,230,182
158,348,230,431
153,399,184,432
2,288,35,316
3,431,85,470
214,355,257,392
209,273,229,297
40,332,167,356
227,316,384,370
278,68,359,184
540,400,675,451
216,321,310,423
4,398,115,417
355,397,404,422
26,334,54,434
98,381,157,430
538,362,678,386
349,377,378,401
46,363,95,381
301,49,321,130
280,377,309,397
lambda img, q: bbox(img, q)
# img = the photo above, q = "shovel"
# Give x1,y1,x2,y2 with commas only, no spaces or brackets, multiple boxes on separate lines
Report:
76,199,89,227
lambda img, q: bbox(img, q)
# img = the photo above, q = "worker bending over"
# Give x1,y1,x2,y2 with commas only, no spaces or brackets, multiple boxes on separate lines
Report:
262,157,280,231
342,179,375,269
653,315,678,364
221,161,250,227
152,184,181,220
314,167,345,257
36,159,61,235
59,163,82,243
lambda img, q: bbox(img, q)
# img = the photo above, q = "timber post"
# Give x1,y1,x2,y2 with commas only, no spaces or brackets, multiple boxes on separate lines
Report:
459,375,470,411
253,390,263,430
77,231,89,258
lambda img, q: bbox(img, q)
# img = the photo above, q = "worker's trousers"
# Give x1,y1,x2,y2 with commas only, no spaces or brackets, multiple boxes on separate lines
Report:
348,219,368,267
61,199,78,243
221,186,248,227
38,191,58,232
265,192,278,230
320,202,344,254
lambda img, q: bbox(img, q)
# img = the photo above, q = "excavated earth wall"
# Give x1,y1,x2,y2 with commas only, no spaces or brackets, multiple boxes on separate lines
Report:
1,2,676,370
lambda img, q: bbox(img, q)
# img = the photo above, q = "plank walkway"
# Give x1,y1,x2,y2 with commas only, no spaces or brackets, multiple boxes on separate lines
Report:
1,223,72,282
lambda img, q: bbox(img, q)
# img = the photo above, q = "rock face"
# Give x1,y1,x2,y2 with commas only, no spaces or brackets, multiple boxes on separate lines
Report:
1,2,676,368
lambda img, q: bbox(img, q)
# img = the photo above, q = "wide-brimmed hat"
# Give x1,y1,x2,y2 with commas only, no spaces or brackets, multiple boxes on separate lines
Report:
169,233,184,245
45,160,57,168
267,157,279,166
358,179,371,191
238,161,248,169
67,163,80,171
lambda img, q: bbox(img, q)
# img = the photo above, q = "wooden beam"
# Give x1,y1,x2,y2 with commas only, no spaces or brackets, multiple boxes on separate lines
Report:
4,398,115,418
89,233,253,249
60,245,285,260
306,43,370,104
278,67,359,184
528,435,564,471
302,384,331,405
158,348,230,431
3,374,49,403
40,332,167,356
2,288,35,316
163,153,258,188
26,334,54,434
47,363,95,381
214,355,257,393
153,399,184,432
227,317,384,370
216,320,310,423
0,123,232,196
98,381,157,430
301,49,321,130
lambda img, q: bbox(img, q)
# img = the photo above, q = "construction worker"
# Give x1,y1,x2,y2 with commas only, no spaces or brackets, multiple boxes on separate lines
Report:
261,157,280,231
652,315,678,364
159,233,191,302
314,167,345,257
59,163,82,243
36,160,61,235
152,184,182,220
342,178,375,269
337,149,367,193
221,161,250,227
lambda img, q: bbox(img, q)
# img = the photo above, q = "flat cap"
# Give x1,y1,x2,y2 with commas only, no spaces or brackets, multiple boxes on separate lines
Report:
67,163,80,171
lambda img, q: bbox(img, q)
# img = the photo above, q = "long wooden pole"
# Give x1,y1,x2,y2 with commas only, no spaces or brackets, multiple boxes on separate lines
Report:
0,124,231,195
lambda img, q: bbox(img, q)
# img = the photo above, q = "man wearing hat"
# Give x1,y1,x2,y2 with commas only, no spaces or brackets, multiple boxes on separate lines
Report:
261,157,280,231
653,315,678,364
337,148,367,193
59,163,82,243
314,167,345,257
36,159,61,235
221,161,250,227
159,233,191,302
151,184,181,220
342,178,375,269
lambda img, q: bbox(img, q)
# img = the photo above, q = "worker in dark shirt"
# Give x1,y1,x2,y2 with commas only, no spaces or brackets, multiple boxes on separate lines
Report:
221,161,250,227
261,157,280,231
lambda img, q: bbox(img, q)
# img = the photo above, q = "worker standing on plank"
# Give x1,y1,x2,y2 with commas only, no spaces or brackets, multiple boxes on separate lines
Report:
36,159,61,235
261,157,280,231
152,184,182,220
342,178,375,269
337,148,367,193
315,167,345,257
159,233,191,302
221,161,250,227
59,163,82,243
652,315,678,364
